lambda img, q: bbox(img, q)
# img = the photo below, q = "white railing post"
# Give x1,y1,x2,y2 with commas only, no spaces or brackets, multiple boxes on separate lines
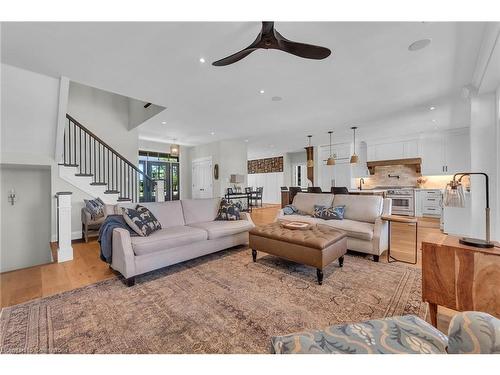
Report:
55,192,73,262
155,180,165,202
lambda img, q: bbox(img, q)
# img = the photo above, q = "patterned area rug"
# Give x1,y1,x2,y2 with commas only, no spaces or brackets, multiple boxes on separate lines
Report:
0,247,426,353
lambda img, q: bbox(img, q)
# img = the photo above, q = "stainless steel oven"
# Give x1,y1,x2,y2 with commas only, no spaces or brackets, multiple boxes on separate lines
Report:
386,188,415,216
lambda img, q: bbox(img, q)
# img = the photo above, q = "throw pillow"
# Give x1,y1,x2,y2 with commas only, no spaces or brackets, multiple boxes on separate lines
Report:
136,205,162,232
283,204,298,215
312,205,346,220
84,198,105,220
122,206,161,237
215,199,241,221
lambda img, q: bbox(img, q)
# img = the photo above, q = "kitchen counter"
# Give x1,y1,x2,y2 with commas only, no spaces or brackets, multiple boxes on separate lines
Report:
348,189,386,195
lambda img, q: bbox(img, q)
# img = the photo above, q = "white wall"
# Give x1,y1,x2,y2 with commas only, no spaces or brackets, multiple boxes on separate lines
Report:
1,64,59,162
247,172,284,204
1,64,93,241
67,81,139,164
128,99,165,130
470,92,498,241
188,140,247,198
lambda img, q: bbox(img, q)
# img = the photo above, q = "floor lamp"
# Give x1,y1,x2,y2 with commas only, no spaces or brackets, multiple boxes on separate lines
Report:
443,172,494,248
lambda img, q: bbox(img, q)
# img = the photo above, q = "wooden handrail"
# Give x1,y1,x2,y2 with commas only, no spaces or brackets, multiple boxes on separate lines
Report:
66,114,155,184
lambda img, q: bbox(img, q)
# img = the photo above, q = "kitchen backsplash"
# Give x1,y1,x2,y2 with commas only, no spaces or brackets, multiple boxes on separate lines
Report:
360,165,419,188
358,164,453,190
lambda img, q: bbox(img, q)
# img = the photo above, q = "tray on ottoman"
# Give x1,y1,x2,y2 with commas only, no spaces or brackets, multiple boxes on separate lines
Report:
249,221,347,285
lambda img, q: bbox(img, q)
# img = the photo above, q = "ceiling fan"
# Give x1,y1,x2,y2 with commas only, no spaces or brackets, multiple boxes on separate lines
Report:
212,21,331,66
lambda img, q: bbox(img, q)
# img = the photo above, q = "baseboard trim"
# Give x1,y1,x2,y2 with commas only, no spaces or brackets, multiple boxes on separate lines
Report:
51,230,84,242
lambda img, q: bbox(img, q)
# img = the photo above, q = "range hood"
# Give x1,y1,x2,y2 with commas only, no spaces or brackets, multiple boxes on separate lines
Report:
366,158,422,175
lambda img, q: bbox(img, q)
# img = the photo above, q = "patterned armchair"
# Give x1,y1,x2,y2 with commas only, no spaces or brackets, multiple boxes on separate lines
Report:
271,311,500,354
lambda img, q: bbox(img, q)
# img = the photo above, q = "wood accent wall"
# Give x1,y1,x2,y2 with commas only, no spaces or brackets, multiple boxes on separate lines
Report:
248,156,283,174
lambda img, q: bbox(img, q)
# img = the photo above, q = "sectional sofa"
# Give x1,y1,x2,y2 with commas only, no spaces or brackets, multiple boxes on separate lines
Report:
276,193,391,261
109,198,254,285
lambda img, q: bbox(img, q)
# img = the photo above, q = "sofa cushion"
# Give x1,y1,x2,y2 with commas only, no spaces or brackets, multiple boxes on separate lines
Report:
181,198,221,225
189,220,254,240
131,226,208,256
321,219,374,241
122,207,160,237
333,195,383,223
215,199,241,221
292,193,334,215
115,201,185,228
277,214,373,241
136,205,162,231
312,205,345,220
84,198,105,219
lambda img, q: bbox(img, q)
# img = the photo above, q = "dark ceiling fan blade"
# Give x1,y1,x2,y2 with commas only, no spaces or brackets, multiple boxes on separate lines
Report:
212,47,259,66
275,31,331,60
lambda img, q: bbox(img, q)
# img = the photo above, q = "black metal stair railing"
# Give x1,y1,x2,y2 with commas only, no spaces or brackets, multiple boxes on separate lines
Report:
60,114,156,202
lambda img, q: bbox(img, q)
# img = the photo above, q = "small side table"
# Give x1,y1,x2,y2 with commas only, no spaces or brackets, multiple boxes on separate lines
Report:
381,215,418,265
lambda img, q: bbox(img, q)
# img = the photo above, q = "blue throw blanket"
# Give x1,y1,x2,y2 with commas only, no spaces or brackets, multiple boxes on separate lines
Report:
98,215,137,263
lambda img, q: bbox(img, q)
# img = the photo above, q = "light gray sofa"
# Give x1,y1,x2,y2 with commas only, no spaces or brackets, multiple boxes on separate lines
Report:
110,198,254,286
276,193,391,261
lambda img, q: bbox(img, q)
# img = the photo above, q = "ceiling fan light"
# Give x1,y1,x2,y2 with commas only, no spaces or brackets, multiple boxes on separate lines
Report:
350,154,359,164
326,157,336,166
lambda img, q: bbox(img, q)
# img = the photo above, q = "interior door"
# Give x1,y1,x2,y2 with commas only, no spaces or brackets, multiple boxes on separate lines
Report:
1,165,52,272
192,158,213,199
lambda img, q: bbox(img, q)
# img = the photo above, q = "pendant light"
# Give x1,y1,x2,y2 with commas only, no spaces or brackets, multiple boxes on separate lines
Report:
305,135,314,168
326,131,335,166
350,126,359,164
170,139,180,157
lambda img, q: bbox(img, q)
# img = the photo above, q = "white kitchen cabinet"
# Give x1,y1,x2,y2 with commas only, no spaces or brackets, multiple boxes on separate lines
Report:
318,144,352,191
420,128,470,175
367,139,419,161
420,134,446,175
414,189,442,218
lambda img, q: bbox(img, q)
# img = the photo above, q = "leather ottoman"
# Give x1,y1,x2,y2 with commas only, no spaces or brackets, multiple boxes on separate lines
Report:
249,221,347,285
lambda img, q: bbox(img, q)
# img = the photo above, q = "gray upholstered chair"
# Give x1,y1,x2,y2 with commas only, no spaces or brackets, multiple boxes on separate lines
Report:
81,207,106,242
271,311,500,354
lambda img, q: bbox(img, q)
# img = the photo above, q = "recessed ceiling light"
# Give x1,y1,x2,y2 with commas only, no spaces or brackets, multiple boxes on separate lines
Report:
244,139,249,143
259,89,265,94
432,119,437,123
429,106,436,111
161,121,166,125
210,131,215,136
199,57,206,63
408,38,431,51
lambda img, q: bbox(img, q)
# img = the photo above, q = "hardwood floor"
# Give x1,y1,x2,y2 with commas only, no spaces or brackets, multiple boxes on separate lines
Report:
0,205,455,333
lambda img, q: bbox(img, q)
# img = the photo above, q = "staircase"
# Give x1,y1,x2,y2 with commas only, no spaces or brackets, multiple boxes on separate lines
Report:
59,114,156,204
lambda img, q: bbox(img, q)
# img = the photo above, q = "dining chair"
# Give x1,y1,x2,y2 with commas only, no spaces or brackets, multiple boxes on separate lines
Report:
307,186,322,193
331,187,349,195
256,187,263,207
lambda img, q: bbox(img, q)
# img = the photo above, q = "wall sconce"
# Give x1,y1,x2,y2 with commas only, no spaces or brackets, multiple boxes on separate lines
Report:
8,189,16,205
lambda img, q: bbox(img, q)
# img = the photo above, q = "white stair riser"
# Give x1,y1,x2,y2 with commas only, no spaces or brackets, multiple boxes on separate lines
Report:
58,165,120,204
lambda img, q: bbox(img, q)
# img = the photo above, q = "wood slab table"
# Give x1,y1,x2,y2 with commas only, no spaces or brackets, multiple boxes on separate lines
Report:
422,236,500,327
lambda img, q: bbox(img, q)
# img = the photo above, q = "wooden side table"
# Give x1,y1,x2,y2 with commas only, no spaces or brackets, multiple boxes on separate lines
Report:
422,236,500,327
381,215,418,265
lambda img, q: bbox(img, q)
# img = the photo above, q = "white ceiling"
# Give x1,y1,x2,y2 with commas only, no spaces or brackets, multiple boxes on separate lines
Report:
1,22,486,158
